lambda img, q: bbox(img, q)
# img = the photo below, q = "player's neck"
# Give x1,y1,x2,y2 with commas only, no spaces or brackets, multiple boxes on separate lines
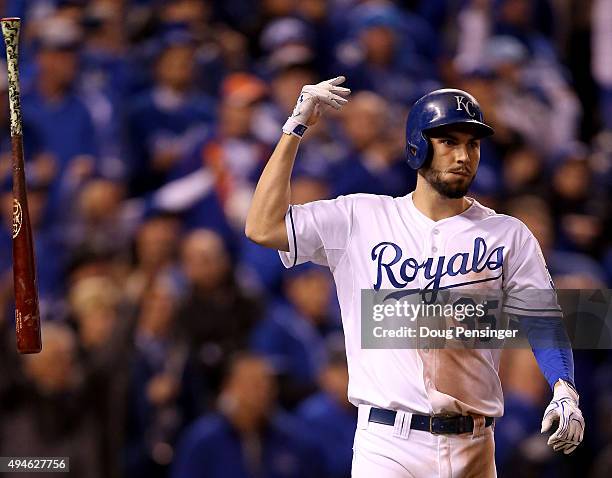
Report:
412,181,472,222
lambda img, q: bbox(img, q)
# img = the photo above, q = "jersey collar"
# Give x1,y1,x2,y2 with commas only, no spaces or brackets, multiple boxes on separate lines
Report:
404,191,477,227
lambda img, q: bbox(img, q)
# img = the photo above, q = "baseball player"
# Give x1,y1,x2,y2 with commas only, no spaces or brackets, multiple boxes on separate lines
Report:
245,77,585,477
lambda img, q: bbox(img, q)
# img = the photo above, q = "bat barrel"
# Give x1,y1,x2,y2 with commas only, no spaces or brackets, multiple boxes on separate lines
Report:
12,134,41,354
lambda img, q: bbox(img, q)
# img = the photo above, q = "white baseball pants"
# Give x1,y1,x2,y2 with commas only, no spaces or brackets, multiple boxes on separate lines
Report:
351,405,497,478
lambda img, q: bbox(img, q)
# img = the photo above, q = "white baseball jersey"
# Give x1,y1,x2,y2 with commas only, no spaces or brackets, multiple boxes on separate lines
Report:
279,192,558,417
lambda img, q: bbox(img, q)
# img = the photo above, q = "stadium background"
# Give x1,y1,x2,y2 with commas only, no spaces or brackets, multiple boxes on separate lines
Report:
0,0,611,477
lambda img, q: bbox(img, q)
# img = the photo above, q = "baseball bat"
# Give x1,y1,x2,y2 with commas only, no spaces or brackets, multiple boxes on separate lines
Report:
1,17,42,354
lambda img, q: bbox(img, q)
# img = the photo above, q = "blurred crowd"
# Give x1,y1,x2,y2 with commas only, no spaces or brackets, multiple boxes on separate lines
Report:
0,0,611,477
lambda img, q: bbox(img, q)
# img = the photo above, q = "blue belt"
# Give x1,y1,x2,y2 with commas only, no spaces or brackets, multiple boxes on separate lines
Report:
368,407,494,435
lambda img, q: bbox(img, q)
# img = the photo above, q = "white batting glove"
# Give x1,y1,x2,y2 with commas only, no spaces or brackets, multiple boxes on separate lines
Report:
541,379,585,454
282,76,350,138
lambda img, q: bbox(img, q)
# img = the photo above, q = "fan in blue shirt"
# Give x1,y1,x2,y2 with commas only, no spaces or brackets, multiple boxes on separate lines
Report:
172,353,323,478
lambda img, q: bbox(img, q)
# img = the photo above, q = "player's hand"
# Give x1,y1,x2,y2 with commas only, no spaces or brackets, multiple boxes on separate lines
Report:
282,76,350,137
541,379,585,454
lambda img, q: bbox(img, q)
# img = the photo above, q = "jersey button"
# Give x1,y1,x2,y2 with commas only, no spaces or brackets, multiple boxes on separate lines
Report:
432,247,438,253
433,229,439,235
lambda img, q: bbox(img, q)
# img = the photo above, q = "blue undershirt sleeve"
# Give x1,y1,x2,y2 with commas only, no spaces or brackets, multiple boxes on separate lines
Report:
518,315,575,389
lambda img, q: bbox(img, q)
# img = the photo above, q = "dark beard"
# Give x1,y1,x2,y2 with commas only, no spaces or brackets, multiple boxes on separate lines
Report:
418,166,474,199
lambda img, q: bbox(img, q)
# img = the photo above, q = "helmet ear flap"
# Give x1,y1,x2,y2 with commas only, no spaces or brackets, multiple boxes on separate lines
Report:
405,131,429,169
421,138,434,169
405,142,420,169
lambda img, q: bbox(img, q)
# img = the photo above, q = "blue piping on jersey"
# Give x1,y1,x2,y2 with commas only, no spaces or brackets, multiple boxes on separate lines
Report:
505,304,563,313
289,206,297,268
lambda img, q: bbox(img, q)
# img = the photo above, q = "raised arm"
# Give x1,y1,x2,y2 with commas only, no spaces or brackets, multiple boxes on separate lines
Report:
245,76,350,251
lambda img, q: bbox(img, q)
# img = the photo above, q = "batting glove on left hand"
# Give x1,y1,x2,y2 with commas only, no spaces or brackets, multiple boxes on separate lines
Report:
541,379,585,454
282,76,350,138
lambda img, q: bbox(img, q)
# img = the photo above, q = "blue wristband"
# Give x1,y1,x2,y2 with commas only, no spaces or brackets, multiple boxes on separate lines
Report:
282,118,308,137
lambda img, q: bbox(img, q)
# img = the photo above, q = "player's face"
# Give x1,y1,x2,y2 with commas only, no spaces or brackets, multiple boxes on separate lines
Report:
420,129,481,199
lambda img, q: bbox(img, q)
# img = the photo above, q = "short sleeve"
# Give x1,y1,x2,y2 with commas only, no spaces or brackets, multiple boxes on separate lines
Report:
502,225,562,317
279,196,352,270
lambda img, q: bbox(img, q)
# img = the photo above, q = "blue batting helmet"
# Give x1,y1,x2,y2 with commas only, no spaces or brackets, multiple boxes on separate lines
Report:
405,89,494,169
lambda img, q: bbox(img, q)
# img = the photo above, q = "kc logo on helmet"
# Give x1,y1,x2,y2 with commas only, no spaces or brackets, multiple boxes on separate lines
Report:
455,96,475,117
